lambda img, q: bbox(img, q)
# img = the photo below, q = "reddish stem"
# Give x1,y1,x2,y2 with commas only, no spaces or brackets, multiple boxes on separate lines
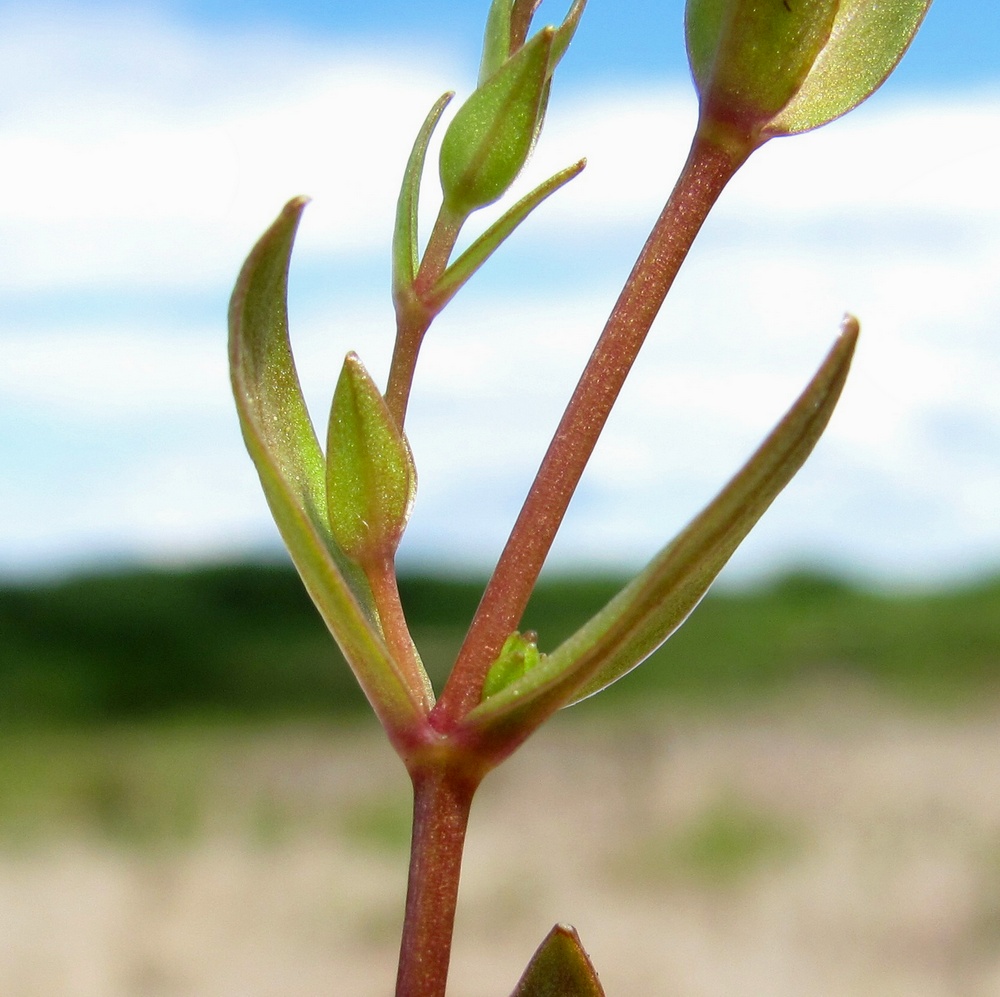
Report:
395,763,480,997
366,554,435,714
386,208,464,427
433,130,752,726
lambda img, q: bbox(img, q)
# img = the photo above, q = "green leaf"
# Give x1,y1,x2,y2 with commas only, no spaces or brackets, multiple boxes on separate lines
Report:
326,352,416,564
439,28,553,217
548,0,588,73
479,0,515,85
482,631,543,700
466,319,858,738
428,158,585,313
510,924,606,997
229,198,430,730
392,92,454,308
768,0,933,136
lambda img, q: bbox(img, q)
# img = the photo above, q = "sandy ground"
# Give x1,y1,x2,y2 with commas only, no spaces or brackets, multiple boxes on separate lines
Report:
4,687,1000,996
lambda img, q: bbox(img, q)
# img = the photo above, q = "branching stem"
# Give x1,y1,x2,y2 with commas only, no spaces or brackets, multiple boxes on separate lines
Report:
433,130,752,726
387,207,464,427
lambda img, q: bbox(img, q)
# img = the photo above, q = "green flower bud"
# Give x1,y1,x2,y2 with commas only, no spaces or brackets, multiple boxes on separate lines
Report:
686,0,931,152
326,352,416,566
439,28,553,218
440,0,586,218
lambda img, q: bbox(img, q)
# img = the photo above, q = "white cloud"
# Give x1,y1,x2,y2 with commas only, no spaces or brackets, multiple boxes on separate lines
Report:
2,5,999,583
0,5,457,290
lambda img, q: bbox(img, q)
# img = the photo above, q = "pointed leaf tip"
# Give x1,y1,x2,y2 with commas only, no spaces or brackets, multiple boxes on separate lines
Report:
327,352,416,566
510,924,606,997
229,199,427,737
466,319,858,744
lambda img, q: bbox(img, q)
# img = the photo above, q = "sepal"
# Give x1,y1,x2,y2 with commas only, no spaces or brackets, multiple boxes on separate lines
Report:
686,0,932,151
440,28,554,218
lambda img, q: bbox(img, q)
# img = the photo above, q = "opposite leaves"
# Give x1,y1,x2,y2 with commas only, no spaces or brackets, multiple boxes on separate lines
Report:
467,319,859,750
229,198,432,734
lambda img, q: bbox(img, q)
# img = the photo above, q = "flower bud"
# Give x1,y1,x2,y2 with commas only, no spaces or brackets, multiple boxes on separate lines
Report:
686,0,931,152
439,0,586,218
326,352,416,565
439,28,553,218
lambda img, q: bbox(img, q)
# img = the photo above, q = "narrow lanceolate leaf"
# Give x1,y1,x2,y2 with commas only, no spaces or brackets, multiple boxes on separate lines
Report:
467,319,858,742
392,92,454,307
428,158,585,313
326,352,416,564
479,0,515,85
548,0,588,73
229,198,428,732
510,924,606,997
767,0,933,136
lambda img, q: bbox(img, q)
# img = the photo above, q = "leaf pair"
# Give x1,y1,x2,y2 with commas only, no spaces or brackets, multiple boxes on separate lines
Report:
392,2,587,318
468,318,858,750
229,198,432,738
392,90,585,317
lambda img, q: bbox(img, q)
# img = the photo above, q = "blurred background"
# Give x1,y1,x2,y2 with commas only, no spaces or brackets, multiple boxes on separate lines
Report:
2,1,1000,994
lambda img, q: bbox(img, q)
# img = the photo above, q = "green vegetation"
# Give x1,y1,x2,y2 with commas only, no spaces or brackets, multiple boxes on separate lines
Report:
2,562,1000,727
617,794,806,889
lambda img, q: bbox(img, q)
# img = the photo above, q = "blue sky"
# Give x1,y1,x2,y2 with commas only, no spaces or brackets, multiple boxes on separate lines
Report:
2,1,999,585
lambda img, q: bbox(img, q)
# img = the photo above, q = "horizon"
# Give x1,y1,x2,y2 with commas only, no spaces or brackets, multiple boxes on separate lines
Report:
2,1,998,586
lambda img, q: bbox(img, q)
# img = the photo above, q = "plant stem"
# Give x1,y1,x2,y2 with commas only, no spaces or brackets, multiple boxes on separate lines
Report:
386,207,464,427
367,554,435,713
395,763,480,997
433,130,752,726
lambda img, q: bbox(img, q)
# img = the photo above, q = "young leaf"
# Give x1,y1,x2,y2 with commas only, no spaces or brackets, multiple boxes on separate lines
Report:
392,92,454,308
548,0,588,73
482,631,544,700
465,319,858,743
510,924,606,997
229,198,430,732
427,158,585,313
767,0,933,136
479,0,515,85
326,352,416,565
